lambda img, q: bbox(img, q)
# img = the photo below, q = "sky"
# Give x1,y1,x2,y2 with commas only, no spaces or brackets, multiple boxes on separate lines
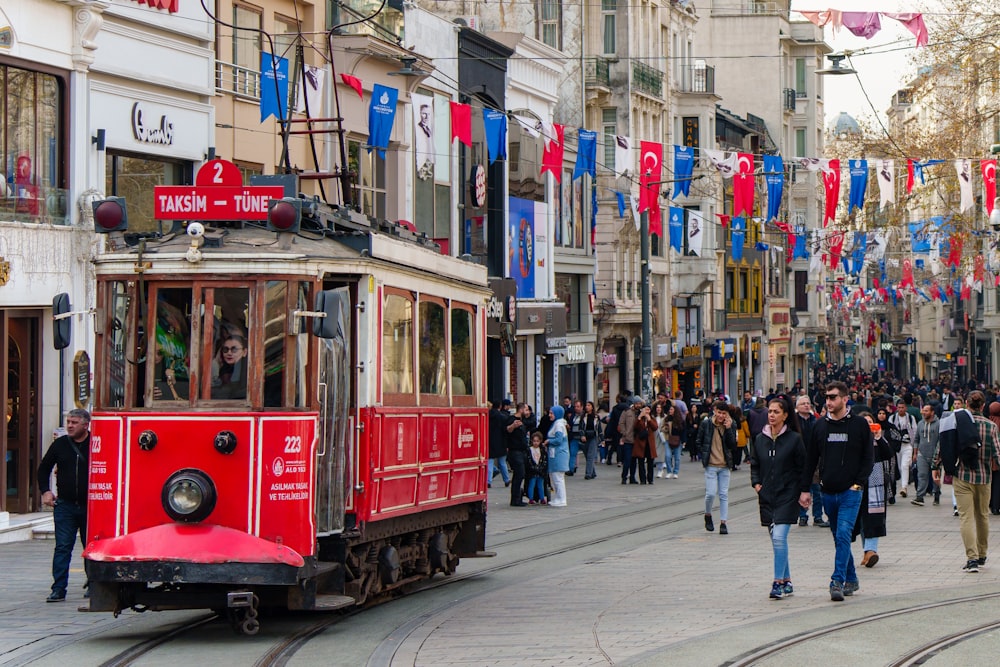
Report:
787,0,934,128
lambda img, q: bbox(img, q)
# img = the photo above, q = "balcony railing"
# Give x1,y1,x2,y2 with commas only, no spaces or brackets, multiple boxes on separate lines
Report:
676,63,715,94
633,60,664,98
217,60,261,99
1,186,70,225
726,298,762,316
585,57,611,89
782,88,796,111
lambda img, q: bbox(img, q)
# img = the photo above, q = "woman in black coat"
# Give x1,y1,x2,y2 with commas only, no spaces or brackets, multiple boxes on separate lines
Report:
750,396,805,600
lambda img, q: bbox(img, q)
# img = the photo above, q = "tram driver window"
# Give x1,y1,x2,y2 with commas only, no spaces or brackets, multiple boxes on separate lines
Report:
205,287,250,401
151,288,192,402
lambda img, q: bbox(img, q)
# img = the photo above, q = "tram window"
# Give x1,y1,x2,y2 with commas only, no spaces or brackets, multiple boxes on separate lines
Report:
292,281,310,407
451,307,474,397
418,300,447,396
206,287,250,401
151,288,192,403
106,281,130,408
382,293,413,396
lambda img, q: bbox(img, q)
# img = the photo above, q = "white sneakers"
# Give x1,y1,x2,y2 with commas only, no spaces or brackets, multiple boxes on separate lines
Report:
656,470,665,478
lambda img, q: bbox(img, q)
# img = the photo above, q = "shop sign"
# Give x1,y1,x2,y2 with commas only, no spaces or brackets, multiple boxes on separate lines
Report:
682,345,701,358
153,159,284,221
0,27,13,49
132,103,174,146
486,278,517,336
73,350,91,409
516,303,566,353
563,344,587,363
767,300,791,342
602,351,618,365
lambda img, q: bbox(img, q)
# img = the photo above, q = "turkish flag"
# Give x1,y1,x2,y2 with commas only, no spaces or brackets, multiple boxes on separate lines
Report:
540,123,565,183
450,101,472,147
946,233,963,269
900,258,914,289
975,254,985,282
961,283,971,301
340,73,363,99
822,159,840,226
828,230,845,269
733,153,755,217
638,141,663,235
983,159,997,217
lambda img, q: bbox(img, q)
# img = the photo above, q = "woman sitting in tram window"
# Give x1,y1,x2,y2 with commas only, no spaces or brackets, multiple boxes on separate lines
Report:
212,333,248,399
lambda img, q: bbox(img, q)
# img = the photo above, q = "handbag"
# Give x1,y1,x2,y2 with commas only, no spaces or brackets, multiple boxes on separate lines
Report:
669,433,681,447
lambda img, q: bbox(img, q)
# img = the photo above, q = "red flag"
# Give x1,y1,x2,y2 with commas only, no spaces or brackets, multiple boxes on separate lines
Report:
733,153,755,217
540,123,565,182
946,233,963,269
975,254,985,282
716,213,731,228
930,283,941,301
822,159,840,227
961,283,971,301
906,158,915,194
340,73,363,99
450,101,472,147
900,258,914,289
828,230,845,269
983,159,997,217
638,141,663,235
786,232,795,263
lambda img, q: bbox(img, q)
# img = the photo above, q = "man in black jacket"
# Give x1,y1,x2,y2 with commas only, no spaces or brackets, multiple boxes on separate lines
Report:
801,381,873,602
505,403,529,506
37,409,91,602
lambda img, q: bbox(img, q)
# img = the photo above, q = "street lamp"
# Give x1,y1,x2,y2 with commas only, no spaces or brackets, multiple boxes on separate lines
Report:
816,53,857,76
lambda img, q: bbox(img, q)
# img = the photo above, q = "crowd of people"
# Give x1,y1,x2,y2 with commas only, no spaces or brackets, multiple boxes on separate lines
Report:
490,367,1000,602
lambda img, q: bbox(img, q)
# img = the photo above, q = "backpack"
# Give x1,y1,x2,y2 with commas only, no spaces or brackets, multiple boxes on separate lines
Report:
938,409,982,476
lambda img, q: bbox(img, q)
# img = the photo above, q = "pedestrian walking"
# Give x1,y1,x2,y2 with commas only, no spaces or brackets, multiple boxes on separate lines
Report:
698,400,737,534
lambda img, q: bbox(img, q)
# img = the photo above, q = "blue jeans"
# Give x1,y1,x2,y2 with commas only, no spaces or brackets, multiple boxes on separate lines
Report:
666,446,682,476
526,476,546,502
770,523,791,581
52,500,87,595
488,456,510,485
799,483,824,520
569,439,581,473
863,536,879,552
704,466,731,521
822,488,863,585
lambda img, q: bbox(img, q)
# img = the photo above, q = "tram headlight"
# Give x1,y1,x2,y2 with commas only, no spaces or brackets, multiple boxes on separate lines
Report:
161,469,217,523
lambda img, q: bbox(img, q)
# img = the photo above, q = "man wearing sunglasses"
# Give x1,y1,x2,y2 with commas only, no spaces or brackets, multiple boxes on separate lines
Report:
800,380,874,602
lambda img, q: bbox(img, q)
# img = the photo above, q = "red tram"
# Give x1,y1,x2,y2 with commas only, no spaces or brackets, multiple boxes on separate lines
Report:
80,184,491,634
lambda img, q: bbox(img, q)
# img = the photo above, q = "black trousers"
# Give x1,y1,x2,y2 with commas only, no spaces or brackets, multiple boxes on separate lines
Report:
508,450,527,505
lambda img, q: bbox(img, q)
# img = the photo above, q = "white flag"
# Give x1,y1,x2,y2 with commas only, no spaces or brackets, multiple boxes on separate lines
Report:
515,116,540,138
411,92,434,171
615,135,632,177
795,157,832,173
955,159,974,212
871,229,888,261
809,230,823,274
630,193,640,231
703,149,736,178
876,159,895,209
536,119,556,148
294,65,325,115
688,209,704,257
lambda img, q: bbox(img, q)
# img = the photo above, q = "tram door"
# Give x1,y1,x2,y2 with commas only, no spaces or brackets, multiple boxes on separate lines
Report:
2,314,40,513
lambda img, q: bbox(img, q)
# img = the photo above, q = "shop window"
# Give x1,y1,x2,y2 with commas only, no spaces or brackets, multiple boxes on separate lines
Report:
1,64,66,224
349,139,386,219
555,273,582,333
106,152,189,233
382,292,414,398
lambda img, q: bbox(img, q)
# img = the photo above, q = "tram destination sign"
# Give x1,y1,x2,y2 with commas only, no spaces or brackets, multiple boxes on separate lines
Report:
154,159,285,221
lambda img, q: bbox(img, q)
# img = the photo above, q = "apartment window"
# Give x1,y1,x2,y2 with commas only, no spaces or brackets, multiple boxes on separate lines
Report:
234,160,263,184
232,4,262,70
795,58,806,96
348,139,386,219
539,0,562,50
1,64,66,224
555,273,582,332
795,128,806,157
794,270,808,311
602,0,616,55
602,108,617,169
274,14,300,109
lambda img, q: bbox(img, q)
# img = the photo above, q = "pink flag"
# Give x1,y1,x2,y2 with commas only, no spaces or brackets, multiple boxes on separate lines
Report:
339,73,363,99
884,13,929,48
450,101,472,147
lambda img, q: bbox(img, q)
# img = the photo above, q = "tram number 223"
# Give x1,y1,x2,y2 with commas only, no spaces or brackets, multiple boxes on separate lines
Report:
284,436,303,453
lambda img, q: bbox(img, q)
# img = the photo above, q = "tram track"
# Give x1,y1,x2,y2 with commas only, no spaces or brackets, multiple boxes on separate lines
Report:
92,489,741,667
724,590,1000,667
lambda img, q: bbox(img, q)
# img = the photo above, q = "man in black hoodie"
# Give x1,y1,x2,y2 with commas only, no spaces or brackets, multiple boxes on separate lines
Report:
37,409,91,602
800,381,873,602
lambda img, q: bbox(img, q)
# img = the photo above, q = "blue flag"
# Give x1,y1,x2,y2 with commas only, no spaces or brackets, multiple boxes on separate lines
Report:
260,52,289,123
909,221,931,253
672,145,695,198
483,109,507,164
850,232,868,275
793,232,808,259
574,129,598,180
763,155,784,221
668,206,684,252
367,84,398,158
731,217,745,262
848,159,868,213
616,191,627,217
913,158,944,185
